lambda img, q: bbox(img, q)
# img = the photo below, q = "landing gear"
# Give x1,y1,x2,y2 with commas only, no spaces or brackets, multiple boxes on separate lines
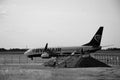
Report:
31,57,33,60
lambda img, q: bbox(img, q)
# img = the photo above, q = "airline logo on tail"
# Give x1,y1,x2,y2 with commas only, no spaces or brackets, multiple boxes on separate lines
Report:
94,35,101,43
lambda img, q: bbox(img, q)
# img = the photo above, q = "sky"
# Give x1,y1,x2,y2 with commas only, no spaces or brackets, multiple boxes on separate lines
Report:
0,0,120,48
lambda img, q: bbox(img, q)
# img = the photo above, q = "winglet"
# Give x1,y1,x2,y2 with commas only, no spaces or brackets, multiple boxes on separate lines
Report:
44,43,48,51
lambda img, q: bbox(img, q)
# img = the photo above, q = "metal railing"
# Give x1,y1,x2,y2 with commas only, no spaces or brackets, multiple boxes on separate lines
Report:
0,54,120,66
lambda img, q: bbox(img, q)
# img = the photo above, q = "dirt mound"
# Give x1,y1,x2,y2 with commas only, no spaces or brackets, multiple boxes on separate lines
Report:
44,56,110,68
76,56,110,67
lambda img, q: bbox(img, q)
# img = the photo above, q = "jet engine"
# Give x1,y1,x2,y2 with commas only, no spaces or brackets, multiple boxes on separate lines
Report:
41,52,51,58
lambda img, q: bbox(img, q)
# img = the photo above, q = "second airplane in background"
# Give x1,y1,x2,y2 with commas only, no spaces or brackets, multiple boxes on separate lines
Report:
24,27,104,60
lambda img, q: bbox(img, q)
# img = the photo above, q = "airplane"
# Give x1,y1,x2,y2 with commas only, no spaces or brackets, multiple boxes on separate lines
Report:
24,27,104,60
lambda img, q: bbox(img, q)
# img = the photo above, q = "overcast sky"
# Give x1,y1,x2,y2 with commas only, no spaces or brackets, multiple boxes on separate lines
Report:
0,0,120,48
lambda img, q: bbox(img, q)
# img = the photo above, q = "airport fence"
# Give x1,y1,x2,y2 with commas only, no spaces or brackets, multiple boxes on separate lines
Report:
0,53,120,66
92,54,120,66
0,54,49,64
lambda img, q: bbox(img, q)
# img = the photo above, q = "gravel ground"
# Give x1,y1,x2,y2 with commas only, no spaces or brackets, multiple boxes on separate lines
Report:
0,65,120,80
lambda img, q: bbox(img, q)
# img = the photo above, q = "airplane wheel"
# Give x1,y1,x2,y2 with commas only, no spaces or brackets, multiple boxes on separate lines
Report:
31,57,33,60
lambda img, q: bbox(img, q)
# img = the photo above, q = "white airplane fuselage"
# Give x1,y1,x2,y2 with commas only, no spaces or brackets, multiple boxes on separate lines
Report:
24,27,103,60
24,45,101,59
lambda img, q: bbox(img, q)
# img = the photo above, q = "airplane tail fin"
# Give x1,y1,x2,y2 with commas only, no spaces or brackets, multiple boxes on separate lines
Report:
83,26,104,47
